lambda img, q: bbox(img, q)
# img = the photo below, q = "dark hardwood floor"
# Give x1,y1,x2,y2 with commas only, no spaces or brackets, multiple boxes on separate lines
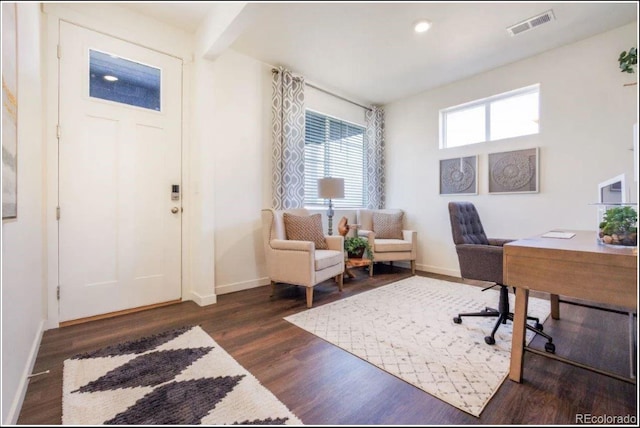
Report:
17,265,637,425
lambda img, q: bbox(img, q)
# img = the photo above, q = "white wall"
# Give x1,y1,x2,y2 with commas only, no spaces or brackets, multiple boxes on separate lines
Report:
205,51,370,294
202,49,273,295
1,3,46,424
186,56,218,304
306,86,367,127
384,22,638,277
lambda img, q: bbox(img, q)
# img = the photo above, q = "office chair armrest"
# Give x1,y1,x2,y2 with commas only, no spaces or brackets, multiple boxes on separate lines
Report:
488,238,514,247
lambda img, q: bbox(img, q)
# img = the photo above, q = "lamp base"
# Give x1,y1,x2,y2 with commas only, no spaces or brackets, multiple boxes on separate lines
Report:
327,200,334,236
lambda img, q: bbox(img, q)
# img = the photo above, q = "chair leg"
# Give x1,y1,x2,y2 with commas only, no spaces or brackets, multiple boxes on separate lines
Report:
453,284,555,352
453,308,500,326
369,263,373,277
485,313,509,344
306,287,314,308
411,260,416,275
270,281,276,297
505,313,553,342
337,273,343,291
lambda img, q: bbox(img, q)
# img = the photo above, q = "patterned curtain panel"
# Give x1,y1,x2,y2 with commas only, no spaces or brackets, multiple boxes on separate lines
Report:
271,67,305,209
364,106,385,209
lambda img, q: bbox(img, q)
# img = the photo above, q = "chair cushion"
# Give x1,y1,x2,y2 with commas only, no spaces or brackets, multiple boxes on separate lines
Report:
283,213,328,249
372,212,403,239
315,249,344,271
374,239,413,252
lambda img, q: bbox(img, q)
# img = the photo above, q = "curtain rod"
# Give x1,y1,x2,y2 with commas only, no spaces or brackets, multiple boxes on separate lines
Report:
272,68,372,111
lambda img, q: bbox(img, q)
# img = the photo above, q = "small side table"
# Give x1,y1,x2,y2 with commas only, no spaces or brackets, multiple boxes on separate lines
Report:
345,257,371,279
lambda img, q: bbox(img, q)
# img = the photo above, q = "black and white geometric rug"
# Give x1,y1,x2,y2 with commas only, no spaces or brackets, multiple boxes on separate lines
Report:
62,325,302,425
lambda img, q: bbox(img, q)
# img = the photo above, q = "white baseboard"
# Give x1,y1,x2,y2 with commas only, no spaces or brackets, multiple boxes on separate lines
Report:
216,277,270,295
44,318,59,331
4,320,45,425
415,263,460,278
376,261,460,279
192,266,459,303
188,290,218,306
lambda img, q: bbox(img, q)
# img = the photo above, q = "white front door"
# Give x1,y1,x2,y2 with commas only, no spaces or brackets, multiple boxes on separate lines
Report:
58,22,182,322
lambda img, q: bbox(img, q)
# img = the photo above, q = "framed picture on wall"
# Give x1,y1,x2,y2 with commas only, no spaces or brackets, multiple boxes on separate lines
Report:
439,156,478,195
2,2,18,219
488,148,539,194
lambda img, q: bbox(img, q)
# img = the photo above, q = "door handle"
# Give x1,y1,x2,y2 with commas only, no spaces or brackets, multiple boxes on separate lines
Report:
171,207,180,214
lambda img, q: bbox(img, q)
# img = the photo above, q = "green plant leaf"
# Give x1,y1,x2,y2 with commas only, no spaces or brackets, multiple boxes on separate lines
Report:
618,47,637,74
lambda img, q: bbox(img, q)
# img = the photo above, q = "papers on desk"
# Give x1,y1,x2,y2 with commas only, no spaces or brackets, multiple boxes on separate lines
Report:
541,231,576,239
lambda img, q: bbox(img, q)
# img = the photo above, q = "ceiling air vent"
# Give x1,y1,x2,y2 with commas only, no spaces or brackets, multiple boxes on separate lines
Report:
507,10,555,37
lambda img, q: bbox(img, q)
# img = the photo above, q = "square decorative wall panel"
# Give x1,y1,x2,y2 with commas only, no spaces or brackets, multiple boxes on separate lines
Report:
488,148,539,194
439,156,478,195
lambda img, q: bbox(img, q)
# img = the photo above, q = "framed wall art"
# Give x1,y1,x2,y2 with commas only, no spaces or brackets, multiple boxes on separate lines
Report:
488,148,539,194
2,2,18,219
439,156,478,195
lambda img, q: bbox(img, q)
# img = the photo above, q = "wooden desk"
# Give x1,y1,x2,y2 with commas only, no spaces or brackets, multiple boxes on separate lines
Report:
504,230,637,383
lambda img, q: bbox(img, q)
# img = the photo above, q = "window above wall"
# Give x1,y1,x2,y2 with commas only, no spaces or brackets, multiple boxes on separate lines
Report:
304,110,365,208
440,84,540,148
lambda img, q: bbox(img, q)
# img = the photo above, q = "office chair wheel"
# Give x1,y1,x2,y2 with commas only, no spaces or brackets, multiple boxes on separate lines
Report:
484,336,496,345
545,342,555,353
453,317,462,324
535,322,544,331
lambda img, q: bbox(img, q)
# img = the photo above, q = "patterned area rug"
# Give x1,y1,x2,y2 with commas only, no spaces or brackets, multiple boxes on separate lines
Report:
62,325,302,425
284,276,550,417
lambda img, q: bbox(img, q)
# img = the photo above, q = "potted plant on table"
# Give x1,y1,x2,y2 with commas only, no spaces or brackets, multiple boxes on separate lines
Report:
598,206,637,246
344,236,373,260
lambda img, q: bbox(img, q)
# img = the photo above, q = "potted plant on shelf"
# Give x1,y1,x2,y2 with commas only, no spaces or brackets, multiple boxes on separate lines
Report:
598,206,637,246
344,236,373,260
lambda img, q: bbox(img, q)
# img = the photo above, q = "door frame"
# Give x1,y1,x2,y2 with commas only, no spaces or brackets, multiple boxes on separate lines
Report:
43,9,193,329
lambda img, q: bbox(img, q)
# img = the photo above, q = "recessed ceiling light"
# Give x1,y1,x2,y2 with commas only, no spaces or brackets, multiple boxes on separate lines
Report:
103,75,118,82
414,20,432,33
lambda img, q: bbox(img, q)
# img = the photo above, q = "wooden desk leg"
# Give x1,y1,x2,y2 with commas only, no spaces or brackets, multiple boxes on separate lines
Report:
509,287,529,383
550,294,560,320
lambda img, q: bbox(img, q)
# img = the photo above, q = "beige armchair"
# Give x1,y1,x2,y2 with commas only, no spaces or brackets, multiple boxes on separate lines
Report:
261,208,344,308
356,209,417,276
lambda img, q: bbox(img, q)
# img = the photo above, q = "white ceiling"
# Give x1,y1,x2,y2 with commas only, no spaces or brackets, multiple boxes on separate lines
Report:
123,2,638,105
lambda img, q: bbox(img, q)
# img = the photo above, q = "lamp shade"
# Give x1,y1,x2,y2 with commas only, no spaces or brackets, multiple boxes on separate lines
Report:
318,177,344,199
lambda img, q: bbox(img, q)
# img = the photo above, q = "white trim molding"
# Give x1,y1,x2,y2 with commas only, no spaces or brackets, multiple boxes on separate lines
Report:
216,277,270,295
187,290,218,306
4,321,45,425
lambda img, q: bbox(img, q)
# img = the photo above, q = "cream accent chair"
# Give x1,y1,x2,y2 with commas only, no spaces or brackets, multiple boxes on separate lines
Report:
356,209,417,276
261,208,344,308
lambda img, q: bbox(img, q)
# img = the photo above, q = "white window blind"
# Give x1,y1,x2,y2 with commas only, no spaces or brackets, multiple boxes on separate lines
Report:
304,110,365,208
